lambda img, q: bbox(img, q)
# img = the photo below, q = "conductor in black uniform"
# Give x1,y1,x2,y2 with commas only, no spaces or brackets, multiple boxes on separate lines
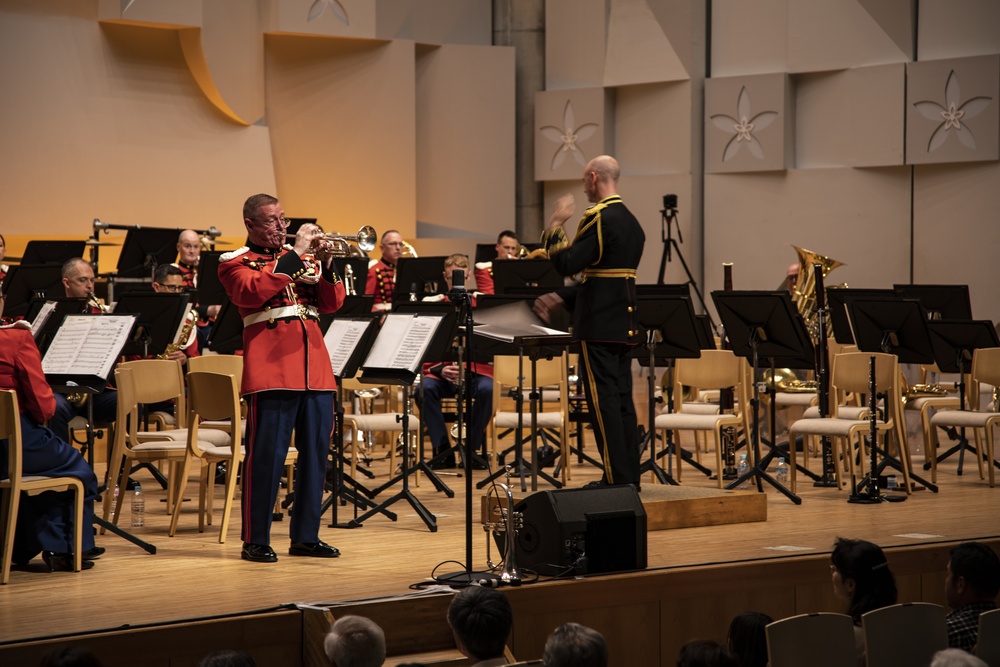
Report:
533,155,645,487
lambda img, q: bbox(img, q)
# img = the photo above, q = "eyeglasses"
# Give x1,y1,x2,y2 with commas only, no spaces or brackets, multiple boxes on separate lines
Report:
257,216,288,228
71,276,96,285
156,284,185,293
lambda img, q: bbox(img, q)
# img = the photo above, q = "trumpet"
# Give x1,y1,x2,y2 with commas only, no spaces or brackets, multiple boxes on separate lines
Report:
286,225,376,258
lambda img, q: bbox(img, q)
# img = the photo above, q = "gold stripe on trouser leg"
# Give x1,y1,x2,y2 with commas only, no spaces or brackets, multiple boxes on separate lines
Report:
581,341,614,484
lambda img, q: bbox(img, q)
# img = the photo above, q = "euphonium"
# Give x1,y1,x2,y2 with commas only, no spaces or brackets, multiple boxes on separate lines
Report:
790,245,844,340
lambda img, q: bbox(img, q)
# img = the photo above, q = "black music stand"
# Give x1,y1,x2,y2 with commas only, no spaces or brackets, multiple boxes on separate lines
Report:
634,296,706,485
332,257,371,296
0,265,64,319
392,256,449,302
894,284,973,320
636,283,691,298
713,290,814,505
848,297,938,495
21,240,87,266
348,310,453,531
207,300,243,353
194,251,226,307
112,293,191,358
28,298,89,354
926,320,1000,475
115,228,181,279
826,288,898,344
492,259,562,295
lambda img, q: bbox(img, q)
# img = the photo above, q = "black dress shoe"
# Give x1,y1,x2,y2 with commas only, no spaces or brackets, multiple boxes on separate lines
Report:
241,543,278,563
428,459,456,470
83,546,106,561
289,540,340,558
583,480,608,489
42,552,94,572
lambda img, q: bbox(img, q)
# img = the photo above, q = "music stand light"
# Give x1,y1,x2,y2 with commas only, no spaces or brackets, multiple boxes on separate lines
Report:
894,284,973,321
0,265,65,319
826,288,898,344
491,259,562,295
21,240,87,266
113,292,191,358
392,256,449,302
116,227,181,279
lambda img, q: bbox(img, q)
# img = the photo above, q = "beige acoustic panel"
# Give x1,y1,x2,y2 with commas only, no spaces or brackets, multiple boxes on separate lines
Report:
415,44,515,237
711,0,789,78
795,64,905,168
0,6,275,240
615,82,693,175
918,0,1000,61
913,161,1000,324
604,0,688,87
535,88,614,181
705,73,792,173
788,0,911,72
264,35,416,239
545,0,610,90
906,56,999,165
267,0,377,38
99,0,203,24
703,167,911,320
376,0,491,45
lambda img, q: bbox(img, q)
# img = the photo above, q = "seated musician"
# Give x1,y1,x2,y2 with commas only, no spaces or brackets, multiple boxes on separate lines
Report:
366,230,404,312
474,230,519,295
0,308,104,571
416,254,493,469
173,228,220,351
48,258,117,444
150,263,200,363
0,232,8,289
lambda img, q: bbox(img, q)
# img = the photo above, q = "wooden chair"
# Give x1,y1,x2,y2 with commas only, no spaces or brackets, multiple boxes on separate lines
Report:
765,612,856,667
341,377,408,479
117,358,188,437
488,354,569,485
652,349,746,487
929,347,1000,487
861,602,947,667
187,354,247,427
976,608,1000,667
1,390,85,583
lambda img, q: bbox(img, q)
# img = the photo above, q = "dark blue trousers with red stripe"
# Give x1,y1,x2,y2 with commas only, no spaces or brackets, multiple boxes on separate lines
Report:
580,341,640,486
242,390,333,547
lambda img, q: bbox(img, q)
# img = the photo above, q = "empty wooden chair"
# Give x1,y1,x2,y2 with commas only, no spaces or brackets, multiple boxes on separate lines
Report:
766,612,856,667
975,608,1000,667
862,602,947,667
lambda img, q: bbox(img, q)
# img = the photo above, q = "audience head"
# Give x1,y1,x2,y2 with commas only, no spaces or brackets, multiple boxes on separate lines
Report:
177,229,201,266
447,586,513,662
542,622,608,667
61,257,95,299
930,648,988,667
946,541,1000,609
830,537,897,623
197,650,256,667
495,230,519,260
38,646,104,667
379,230,404,264
677,639,739,667
726,611,772,667
152,263,185,293
323,615,386,667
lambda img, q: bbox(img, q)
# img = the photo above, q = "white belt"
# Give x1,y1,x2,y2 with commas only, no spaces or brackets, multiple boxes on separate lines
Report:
243,304,319,327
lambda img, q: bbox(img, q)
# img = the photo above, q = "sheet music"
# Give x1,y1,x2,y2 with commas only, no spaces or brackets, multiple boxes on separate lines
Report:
324,319,373,377
364,313,444,373
30,301,57,338
42,315,136,380
474,322,568,343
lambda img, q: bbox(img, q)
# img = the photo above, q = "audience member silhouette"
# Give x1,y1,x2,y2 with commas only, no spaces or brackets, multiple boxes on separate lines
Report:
447,586,513,666
931,648,989,667
197,650,257,667
945,541,1000,652
324,615,387,667
542,622,608,667
726,611,772,667
676,639,739,667
830,537,897,665
38,647,103,667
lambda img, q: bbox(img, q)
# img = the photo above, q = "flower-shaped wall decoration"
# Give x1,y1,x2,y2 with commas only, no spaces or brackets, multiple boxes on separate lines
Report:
539,100,599,170
913,70,992,152
710,86,778,161
308,0,349,25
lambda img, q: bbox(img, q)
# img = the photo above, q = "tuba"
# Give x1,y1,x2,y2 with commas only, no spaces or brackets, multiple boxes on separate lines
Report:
790,245,844,340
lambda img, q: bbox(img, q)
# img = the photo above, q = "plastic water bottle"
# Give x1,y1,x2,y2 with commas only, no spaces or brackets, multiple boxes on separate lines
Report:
130,483,145,529
737,454,750,489
776,457,789,486
110,484,120,520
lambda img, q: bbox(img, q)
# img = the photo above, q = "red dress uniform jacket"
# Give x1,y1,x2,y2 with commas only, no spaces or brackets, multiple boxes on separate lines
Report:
173,261,197,290
0,324,57,424
218,244,346,395
366,258,396,311
474,262,494,295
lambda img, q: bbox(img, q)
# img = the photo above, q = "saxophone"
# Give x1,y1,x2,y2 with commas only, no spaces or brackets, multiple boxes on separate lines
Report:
159,310,198,360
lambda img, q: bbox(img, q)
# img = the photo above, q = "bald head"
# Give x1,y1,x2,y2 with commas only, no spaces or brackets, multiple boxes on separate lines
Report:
582,155,620,203
177,229,201,266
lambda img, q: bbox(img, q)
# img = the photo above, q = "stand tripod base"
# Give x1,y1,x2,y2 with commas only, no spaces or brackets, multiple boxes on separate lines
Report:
94,517,156,554
435,570,504,588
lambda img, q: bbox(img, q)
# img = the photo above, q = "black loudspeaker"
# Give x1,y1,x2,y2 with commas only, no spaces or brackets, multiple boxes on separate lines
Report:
513,485,647,576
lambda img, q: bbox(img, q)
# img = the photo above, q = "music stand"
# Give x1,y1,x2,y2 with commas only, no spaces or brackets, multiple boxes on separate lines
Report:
27,298,89,354
115,227,181,279
492,259,562,295
207,299,243,353
390,256,448,302
636,283,691,298
848,297,938,495
894,284,973,320
194,251,226,307
284,218,317,237
634,296,706,485
21,240,87,266
826,288,897,344
0,265,64,319
112,293,191,358
712,290,815,505
332,257,371,296
926,320,1000,475
474,243,543,264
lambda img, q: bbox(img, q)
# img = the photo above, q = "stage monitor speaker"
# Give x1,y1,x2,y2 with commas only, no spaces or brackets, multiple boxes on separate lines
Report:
513,485,646,576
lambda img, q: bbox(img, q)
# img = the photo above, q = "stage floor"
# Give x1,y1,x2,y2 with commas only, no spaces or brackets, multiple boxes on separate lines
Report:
2,425,998,650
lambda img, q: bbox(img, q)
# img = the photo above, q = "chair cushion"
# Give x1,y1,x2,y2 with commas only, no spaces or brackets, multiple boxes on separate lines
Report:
774,392,819,407
344,413,403,430
930,410,1000,428
138,428,231,447
654,413,741,430
131,441,187,452
790,418,892,437
802,405,869,420
494,411,562,429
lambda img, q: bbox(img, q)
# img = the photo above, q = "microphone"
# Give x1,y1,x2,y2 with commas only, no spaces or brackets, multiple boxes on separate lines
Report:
450,269,466,292
477,578,501,588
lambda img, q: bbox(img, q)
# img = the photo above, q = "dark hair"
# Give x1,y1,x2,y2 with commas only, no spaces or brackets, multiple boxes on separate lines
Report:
677,639,739,667
831,537,897,623
447,586,513,661
380,229,401,243
497,230,518,244
153,263,184,284
542,622,608,667
38,646,104,667
243,194,279,221
950,542,1000,598
726,611,772,667
197,650,256,667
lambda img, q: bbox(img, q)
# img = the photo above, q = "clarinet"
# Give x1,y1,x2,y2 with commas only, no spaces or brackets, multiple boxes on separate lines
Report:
720,263,738,479
813,264,837,486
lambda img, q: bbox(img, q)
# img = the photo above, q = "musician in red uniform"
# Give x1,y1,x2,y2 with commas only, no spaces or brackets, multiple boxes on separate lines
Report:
365,230,404,312
218,193,346,563
0,320,103,571
474,230,520,295
173,229,201,290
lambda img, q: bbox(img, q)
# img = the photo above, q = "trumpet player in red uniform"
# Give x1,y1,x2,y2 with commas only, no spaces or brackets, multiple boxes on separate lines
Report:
218,194,346,563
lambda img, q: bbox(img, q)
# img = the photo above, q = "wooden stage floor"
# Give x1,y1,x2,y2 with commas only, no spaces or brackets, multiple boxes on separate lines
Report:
1,431,998,663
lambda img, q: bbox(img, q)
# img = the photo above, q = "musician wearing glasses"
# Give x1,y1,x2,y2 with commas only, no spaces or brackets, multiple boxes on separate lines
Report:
533,155,645,489
150,263,199,363
366,229,404,312
474,229,520,295
218,193,346,564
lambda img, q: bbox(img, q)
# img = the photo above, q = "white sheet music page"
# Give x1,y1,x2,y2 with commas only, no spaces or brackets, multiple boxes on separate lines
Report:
29,300,58,338
364,313,443,373
324,319,372,377
42,315,136,380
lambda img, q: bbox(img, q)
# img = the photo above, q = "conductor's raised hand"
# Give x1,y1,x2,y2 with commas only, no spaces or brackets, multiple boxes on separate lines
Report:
546,193,576,231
